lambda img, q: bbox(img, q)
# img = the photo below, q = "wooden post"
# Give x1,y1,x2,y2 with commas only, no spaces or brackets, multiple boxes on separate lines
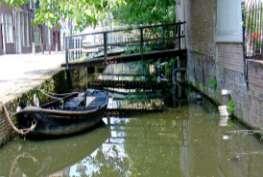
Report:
162,26,165,48
178,23,181,50
65,36,69,68
103,32,108,60
80,37,83,57
140,28,144,60
65,36,72,89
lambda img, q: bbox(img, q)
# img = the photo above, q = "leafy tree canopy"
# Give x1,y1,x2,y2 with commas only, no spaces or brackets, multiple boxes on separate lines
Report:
3,0,124,30
3,0,176,30
112,0,176,25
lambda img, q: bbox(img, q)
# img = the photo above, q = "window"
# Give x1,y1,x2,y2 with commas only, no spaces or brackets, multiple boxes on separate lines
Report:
4,14,14,43
29,0,34,9
21,12,25,45
25,13,30,46
22,12,30,46
34,27,41,45
0,14,3,49
0,25,3,50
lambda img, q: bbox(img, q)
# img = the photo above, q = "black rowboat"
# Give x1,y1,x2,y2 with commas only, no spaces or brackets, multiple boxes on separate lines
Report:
15,89,108,137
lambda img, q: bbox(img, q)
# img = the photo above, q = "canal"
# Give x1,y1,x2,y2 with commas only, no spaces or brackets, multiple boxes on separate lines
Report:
0,93,263,177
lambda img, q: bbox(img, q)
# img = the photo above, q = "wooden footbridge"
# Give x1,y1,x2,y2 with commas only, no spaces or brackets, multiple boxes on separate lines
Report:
63,22,186,67
62,22,187,90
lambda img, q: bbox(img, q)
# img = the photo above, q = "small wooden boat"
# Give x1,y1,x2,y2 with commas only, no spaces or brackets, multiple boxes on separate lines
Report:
15,89,108,137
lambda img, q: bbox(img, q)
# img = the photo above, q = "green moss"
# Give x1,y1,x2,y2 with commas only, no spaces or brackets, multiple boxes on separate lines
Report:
227,98,236,114
208,77,217,91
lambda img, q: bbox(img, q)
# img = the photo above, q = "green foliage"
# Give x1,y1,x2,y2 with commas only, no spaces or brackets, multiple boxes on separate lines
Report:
3,0,28,6
227,98,236,114
124,45,141,55
208,77,217,91
124,45,153,55
5,0,175,30
4,0,124,30
112,0,176,25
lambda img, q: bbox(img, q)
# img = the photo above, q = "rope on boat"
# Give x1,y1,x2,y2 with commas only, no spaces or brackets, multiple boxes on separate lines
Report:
0,102,36,135
37,89,80,97
37,89,64,102
36,89,80,108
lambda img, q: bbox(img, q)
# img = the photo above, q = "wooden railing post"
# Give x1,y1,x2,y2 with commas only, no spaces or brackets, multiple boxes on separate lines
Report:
103,32,108,60
162,26,165,48
69,36,73,61
64,36,72,89
178,23,181,50
65,36,69,67
80,37,83,57
140,27,144,59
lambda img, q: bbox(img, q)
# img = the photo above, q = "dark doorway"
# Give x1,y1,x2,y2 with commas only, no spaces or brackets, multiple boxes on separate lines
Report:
0,24,3,51
52,30,61,51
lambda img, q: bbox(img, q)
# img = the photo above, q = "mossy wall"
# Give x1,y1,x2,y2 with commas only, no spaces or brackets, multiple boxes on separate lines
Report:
0,70,70,147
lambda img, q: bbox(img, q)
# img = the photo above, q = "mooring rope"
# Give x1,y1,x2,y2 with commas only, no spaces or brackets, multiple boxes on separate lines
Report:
37,89,79,97
37,89,64,102
0,102,36,135
36,89,80,107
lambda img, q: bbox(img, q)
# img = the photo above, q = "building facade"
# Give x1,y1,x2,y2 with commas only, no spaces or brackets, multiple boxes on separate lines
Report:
176,0,263,131
0,1,61,55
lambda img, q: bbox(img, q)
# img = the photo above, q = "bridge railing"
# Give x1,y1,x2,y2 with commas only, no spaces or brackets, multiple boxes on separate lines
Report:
65,22,186,63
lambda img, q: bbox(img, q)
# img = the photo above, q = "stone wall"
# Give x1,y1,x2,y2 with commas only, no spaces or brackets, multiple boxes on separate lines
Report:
246,60,263,128
0,70,70,147
187,51,219,101
70,66,102,90
188,0,216,55
215,43,248,123
186,0,219,101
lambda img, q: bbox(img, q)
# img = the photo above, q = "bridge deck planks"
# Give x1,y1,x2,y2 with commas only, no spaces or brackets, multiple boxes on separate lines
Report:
87,80,170,89
62,49,187,68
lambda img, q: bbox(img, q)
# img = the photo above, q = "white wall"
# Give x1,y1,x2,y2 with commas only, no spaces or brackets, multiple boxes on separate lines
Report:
216,0,243,43
176,0,185,22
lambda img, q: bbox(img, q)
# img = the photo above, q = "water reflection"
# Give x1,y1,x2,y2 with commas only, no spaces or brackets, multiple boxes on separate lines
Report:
0,127,110,177
1,104,263,177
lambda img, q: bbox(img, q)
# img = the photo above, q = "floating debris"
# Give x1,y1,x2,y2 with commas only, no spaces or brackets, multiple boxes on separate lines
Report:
222,135,230,140
228,151,263,161
226,129,263,135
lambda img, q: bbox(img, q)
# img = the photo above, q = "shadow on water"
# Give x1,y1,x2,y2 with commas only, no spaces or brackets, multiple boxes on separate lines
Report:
25,120,106,141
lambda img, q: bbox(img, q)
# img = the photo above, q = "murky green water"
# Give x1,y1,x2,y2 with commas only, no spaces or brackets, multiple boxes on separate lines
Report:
1,101,263,177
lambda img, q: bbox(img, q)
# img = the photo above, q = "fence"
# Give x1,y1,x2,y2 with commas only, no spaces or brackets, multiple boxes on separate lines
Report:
65,22,186,63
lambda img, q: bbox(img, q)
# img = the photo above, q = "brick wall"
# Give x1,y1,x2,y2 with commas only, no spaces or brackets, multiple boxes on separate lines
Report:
185,0,263,130
217,43,244,73
245,60,263,128
0,111,14,147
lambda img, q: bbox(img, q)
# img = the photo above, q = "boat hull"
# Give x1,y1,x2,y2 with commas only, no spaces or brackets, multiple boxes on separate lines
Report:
16,106,107,137
15,89,108,137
